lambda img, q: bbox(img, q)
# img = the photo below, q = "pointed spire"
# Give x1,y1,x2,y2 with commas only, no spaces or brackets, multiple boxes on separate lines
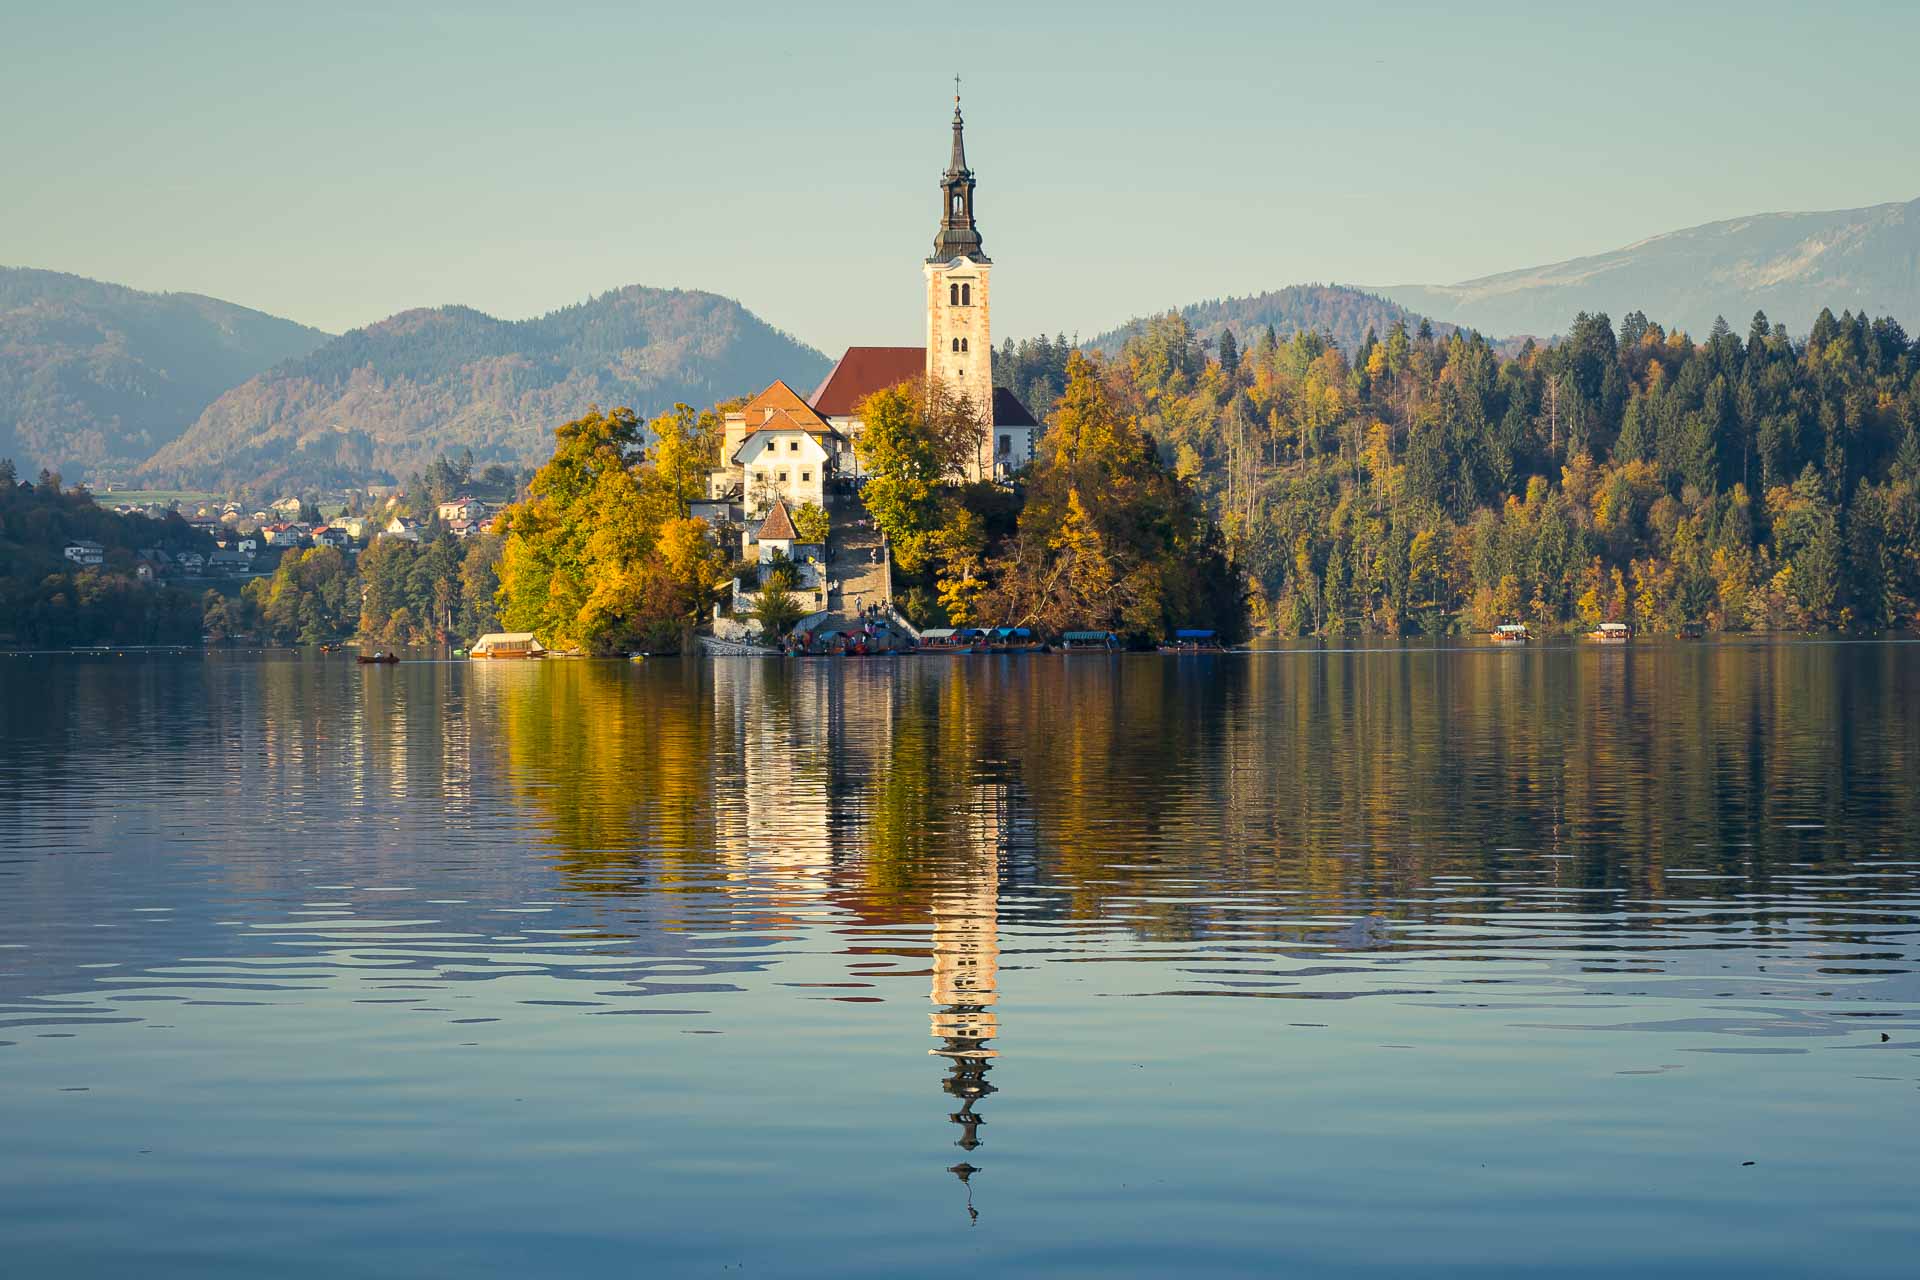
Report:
948,74,968,175
930,80,987,263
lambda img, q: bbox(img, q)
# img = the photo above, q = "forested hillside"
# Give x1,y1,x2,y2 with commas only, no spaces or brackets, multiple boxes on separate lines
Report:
0,268,328,479
1088,285,1446,360
0,463,215,646
1099,307,1920,634
142,286,830,493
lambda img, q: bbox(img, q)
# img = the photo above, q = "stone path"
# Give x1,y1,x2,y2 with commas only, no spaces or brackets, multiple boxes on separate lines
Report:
825,494,889,629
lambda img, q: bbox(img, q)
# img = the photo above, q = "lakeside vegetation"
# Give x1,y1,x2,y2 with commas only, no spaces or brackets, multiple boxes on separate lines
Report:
0,463,212,646
491,404,729,654
860,359,1247,641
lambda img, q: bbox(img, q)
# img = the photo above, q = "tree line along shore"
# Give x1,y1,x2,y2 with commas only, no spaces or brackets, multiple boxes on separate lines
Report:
4,305,1917,651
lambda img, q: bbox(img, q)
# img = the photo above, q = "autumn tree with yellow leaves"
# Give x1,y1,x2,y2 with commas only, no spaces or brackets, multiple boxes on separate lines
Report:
494,404,727,653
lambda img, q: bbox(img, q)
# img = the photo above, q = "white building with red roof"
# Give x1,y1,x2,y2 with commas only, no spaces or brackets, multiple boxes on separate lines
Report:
709,379,845,520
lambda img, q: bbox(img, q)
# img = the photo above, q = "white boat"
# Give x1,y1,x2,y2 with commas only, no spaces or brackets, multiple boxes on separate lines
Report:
469,632,547,659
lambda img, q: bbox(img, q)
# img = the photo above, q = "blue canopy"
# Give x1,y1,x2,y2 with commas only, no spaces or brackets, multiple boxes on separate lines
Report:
1174,629,1216,639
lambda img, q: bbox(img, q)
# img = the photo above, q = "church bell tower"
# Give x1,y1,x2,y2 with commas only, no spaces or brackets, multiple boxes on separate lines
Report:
925,80,994,449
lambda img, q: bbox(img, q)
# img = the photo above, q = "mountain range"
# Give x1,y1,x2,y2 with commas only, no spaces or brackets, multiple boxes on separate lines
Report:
140,287,831,491
7,194,1918,492
0,268,329,479
1378,197,1920,341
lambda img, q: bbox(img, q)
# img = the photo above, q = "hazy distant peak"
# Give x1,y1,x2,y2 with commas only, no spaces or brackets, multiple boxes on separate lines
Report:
1379,196,1920,340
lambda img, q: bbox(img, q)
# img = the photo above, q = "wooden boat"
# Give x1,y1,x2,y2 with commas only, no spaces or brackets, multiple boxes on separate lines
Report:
470,632,546,659
1492,623,1530,645
356,652,400,665
919,627,988,653
1060,630,1120,652
985,626,1043,652
1588,622,1631,644
1158,628,1224,653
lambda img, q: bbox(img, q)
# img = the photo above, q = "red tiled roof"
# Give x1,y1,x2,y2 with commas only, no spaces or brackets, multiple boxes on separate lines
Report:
742,379,831,432
756,499,798,542
809,346,926,417
729,409,840,463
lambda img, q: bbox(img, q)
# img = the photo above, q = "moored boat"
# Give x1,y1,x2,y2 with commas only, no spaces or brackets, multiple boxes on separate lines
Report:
356,651,400,665
1158,628,1224,653
985,626,1042,652
1589,621,1631,644
1492,623,1530,645
470,632,547,659
919,627,987,653
1060,630,1120,652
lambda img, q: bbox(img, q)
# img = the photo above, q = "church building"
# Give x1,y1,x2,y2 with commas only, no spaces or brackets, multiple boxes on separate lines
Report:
716,87,1038,507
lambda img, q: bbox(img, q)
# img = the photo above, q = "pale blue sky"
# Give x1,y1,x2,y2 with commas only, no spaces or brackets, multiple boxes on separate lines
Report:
5,0,1915,351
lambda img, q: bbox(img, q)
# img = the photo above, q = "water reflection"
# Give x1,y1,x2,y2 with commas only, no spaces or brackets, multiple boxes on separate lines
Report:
1,645,1918,1275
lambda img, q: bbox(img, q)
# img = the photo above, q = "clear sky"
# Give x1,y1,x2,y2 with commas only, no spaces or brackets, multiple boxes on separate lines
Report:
5,0,1916,352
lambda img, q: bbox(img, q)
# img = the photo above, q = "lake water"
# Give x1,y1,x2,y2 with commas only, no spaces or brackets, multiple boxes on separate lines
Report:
2,644,1917,1276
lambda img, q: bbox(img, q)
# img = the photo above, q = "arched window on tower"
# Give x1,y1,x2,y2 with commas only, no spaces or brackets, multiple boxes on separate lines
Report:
961,283,971,306
951,338,960,352
960,338,968,352
953,194,963,214
950,283,958,305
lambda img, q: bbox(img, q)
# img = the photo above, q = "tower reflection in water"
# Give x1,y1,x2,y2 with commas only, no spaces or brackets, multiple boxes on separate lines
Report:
930,870,998,1222
705,659,1028,1220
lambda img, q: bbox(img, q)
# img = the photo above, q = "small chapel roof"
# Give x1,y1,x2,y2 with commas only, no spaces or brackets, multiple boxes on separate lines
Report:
756,499,799,543
809,346,927,417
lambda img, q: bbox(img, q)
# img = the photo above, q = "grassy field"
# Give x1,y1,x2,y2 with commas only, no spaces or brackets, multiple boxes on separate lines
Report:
93,490,222,508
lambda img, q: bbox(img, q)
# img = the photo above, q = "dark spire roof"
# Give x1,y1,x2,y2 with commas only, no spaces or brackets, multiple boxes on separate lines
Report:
948,79,968,174
930,80,989,264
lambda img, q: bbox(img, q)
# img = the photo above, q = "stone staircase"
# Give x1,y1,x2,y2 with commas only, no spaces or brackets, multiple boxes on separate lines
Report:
824,492,891,628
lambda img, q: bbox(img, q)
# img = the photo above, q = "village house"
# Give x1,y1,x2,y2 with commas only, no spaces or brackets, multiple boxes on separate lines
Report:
271,495,304,518
446,517,491,540
208,549,255,577
62,540,105,567
437,495,487,524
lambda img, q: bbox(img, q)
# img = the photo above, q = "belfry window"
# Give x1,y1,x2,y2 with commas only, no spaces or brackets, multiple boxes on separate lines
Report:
952,194,963,214
961,283,971,306
960,338,968,352
951,338,960,352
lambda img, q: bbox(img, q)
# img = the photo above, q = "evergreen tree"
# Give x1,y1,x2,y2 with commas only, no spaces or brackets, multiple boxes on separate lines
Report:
1218,328,1240,378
